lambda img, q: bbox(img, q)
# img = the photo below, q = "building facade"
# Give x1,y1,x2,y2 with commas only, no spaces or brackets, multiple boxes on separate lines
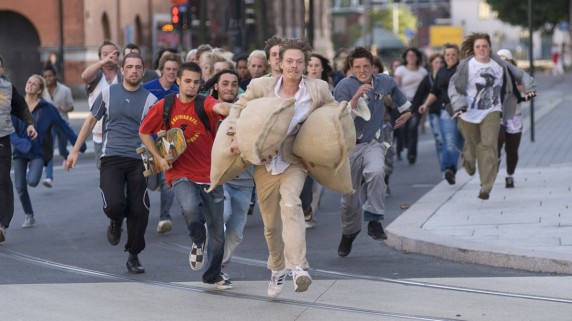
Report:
0,0,335,92
0,0,168,92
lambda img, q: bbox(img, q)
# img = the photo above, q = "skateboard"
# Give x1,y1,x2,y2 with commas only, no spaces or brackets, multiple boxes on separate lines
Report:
136,128,187,177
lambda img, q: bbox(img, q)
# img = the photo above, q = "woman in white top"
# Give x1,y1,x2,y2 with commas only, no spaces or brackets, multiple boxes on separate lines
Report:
449,33,536,200
394,47,428,164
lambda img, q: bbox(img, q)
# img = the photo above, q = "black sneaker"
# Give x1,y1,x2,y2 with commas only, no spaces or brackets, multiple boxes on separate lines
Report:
126,257,145,274
505,177,515,188
189,242,205,271
444,169,456,185
367,221,387,240
107,219,122,246
337,231,360,257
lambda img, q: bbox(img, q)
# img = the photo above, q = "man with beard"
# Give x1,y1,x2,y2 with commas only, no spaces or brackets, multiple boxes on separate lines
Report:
200,70,254,271
139,62,232,289
66,53,158,274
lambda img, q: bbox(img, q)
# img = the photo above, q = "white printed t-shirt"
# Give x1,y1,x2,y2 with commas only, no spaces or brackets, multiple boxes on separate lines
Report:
461,57,503,124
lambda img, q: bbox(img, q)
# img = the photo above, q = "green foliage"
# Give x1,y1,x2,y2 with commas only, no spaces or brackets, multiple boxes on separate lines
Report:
485,0,569,31
369,6,417,45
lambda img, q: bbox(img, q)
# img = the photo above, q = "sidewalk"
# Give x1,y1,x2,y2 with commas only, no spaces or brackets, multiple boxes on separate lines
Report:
386,71,572,274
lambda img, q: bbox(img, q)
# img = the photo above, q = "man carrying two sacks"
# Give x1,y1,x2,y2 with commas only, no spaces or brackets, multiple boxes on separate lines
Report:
222,39,347,299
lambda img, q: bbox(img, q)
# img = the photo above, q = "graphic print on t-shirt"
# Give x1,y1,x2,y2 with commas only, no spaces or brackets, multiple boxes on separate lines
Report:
170,113,201,143
470,66,502,111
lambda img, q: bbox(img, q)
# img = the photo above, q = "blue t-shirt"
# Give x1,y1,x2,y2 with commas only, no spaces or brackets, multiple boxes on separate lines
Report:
91,84,157,160
142,79,179,100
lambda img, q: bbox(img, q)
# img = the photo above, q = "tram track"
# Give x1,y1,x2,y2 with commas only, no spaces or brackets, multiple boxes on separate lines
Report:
0,248,462,321
158,241,572,305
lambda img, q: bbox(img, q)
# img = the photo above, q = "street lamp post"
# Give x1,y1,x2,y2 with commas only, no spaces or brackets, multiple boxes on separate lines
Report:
528,0,535,142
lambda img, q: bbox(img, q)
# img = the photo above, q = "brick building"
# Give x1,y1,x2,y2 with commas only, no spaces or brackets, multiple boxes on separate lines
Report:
0,0,334,93
0,0,169,93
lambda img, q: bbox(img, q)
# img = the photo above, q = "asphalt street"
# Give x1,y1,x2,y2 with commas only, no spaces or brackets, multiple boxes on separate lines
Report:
1,71,570,320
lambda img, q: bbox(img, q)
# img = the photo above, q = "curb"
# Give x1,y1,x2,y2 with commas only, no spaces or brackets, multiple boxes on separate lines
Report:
385,170,572,274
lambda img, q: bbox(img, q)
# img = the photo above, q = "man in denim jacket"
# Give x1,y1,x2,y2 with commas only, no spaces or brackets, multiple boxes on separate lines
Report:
334,47,412,257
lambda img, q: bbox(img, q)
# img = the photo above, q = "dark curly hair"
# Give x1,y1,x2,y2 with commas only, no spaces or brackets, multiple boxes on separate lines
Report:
310,53,333,82
401,47,423,67
199,69,240,100
348,46,373,66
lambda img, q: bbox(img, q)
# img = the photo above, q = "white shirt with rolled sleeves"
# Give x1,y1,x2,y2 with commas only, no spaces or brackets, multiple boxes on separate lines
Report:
265,76,313,175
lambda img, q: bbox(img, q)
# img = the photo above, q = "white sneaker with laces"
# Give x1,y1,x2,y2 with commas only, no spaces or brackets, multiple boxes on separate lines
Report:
267,269,288,298
291,266,312,293
22,215,35,228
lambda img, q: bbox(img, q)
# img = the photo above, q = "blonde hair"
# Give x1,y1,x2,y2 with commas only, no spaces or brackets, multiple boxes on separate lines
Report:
212,53,236,70
29,74,50,99
185,49,197,62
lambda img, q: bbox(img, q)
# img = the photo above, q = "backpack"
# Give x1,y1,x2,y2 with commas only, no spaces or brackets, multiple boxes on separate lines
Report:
162,93,211,133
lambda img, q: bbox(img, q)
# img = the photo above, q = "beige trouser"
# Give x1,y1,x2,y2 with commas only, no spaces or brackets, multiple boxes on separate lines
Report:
253,164,309,271
457,111,501,191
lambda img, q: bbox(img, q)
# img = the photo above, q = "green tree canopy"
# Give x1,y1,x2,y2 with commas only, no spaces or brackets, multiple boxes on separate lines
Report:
369,6,417,45
485,0,569,31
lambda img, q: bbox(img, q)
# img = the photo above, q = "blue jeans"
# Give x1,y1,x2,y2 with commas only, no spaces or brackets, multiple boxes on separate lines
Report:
13,158,44,215
222,183,253,265
45,125,70,180
171,178,225,283
428,112,444,164
438,110,464,173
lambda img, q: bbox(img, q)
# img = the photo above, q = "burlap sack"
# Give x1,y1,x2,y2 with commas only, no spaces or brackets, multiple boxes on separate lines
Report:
236,97,296,165
207,118,249,192
292,101,356,171
306,161,354,195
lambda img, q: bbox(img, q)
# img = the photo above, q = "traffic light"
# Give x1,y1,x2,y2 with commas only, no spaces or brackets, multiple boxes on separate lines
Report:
171,5,190,30
171,6,180,28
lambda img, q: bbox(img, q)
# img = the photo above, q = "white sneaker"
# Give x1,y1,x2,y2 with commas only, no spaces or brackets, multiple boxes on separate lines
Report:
214,272,233,290
0,225,6,243
22,215,35,228
291,266,312,293
156,219,172,233
267,269,288,298
43,178,53,188
305,219,316,229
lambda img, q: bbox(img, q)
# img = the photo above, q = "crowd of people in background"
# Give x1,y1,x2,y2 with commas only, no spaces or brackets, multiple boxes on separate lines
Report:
0,32,537,298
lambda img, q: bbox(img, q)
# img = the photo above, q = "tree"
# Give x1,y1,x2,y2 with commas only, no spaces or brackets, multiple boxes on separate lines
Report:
369,6,417,45
485,0,569,31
